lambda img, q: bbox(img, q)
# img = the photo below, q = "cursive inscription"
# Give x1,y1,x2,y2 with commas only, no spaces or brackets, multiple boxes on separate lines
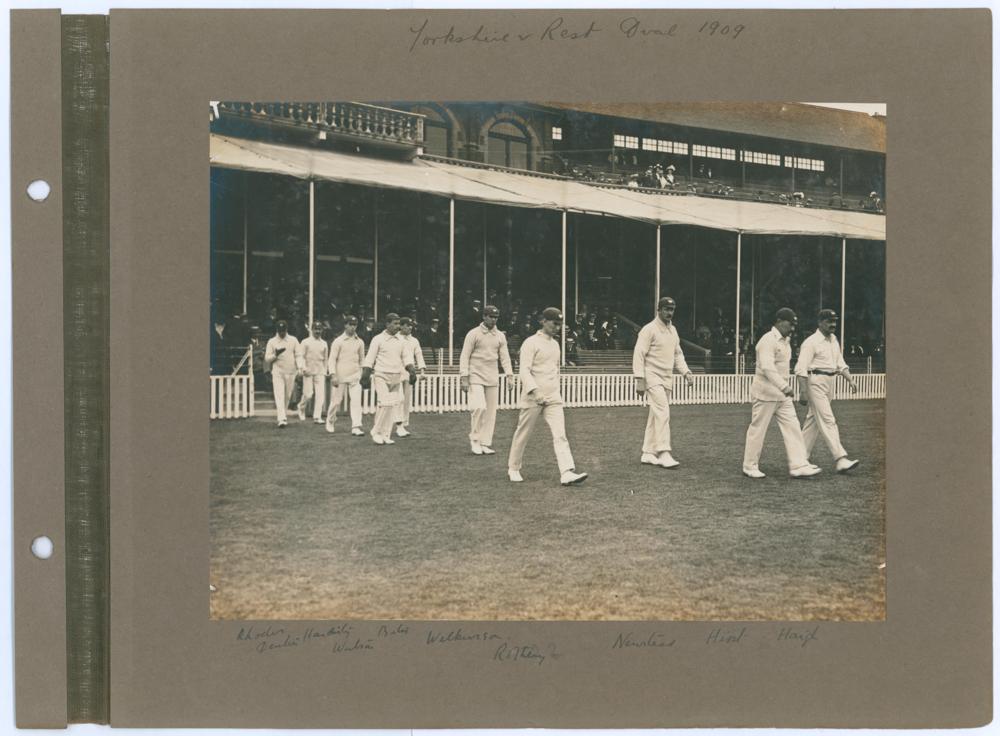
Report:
377,623,410,639
706,627,746,644
619,17,678,39
612,631,676,649
235,623,383,656
426,627,504,645
331,637,376,654
494,641,559,666
777,626,819,647
407,16,746,52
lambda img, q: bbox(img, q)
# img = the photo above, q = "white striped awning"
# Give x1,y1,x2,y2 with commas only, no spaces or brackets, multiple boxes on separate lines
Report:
210,133,886,241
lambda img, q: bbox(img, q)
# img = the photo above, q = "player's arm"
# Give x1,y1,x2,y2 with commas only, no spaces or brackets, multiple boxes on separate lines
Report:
632,325,650,394
361,335,378,383
759,335,791,395
673,331,694,387
413,337,426,372
327,339,341,384
836,343,859,393
499,333,514,377
459,330,475,391
794,338,813,404
519,340,540,399
294,340,306,374
263,338,276,368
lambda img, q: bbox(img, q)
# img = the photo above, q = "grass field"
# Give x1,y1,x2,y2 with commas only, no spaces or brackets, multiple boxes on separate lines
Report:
210,400,884,621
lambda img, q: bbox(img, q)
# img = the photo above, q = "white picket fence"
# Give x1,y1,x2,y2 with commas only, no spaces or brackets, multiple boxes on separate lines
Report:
212,372,885,419
209,374,255,418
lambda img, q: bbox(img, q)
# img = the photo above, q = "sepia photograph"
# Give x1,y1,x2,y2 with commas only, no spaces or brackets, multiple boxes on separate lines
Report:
208,100,886,621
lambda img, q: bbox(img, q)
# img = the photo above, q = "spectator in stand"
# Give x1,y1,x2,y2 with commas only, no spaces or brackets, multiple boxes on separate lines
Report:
261,306,279,336
565,328,579,366
211,314,230,375
585,314,598,348
425,317,446,350
359,316,377,346
863,191,883,212
695,323,712,350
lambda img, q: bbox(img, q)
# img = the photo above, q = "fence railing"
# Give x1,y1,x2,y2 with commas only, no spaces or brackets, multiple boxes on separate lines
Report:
215,101,424,147
210,347,255,419
238,371,885,419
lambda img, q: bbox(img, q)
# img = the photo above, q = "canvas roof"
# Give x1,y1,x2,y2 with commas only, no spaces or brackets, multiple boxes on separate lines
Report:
210,134,886,240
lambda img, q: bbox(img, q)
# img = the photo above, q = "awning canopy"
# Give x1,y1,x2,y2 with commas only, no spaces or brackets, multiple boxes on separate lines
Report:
210,134,886,241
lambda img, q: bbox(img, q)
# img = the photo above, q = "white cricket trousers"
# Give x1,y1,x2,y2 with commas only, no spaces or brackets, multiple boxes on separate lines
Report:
394,381,414,426
801,375,848,461
642,384,673,455
298,374,326,420
743,397,810,471
508,401,575,474
326,381,363,430
468,384,499,447
372,375,402,438
271,369,296,424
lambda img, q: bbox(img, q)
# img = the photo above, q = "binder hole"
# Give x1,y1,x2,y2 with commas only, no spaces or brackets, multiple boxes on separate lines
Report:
26,180,51,202
30,536,53,560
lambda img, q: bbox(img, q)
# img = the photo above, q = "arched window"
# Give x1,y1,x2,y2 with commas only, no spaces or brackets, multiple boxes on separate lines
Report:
413,105,452,157
486,120,530,170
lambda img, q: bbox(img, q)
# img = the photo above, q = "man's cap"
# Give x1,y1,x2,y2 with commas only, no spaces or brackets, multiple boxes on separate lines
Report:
541,307,563,322
276,319,288,329
399,317,413,326
344,315,358,325
657,296,677,310
817,308,838,322
313,321,324,330
775,307,798,323
384,312,400,322
484,305,500,317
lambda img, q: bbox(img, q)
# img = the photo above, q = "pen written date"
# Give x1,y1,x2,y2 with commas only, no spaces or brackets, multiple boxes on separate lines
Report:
408,17,746,52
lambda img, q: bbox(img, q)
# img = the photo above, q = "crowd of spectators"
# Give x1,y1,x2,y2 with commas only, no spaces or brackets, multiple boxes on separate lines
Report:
212,292,884,381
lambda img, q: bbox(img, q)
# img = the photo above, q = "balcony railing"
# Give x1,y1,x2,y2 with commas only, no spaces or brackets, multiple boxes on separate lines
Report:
214,101,425,148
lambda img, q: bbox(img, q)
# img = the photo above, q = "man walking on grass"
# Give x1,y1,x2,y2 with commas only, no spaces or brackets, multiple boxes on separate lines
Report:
794,309,861,473
264,319,300,428
742,308,822,479
361,313,415,445
296,321,329,425
460,304,514,456
325,315,366,436
633,296,695,469
507,307,587,486
393,317,426,438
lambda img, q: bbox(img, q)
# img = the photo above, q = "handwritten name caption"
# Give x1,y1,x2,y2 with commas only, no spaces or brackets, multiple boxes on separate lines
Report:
236,622,410,655
612,631,676,650
408,16,745,52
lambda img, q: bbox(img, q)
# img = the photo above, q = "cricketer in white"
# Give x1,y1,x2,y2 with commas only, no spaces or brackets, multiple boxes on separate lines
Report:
263,320,300,428
393,317,426,438
459,304,514,456
326,315,366,436
742,308,821,479
507,308,587,486
296,321,329,424
632,296,695,469
361,313,414,446
794,309,861,473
